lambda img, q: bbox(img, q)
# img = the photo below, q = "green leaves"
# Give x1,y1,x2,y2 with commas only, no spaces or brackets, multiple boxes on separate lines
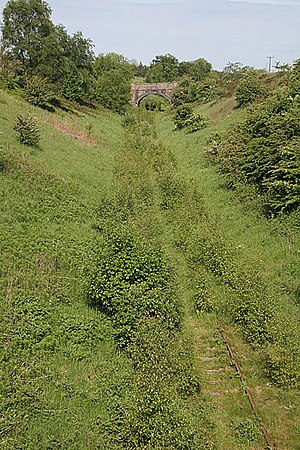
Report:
88,228,181,347
215,80,300,215
93,53,133,112
235,71,267,107
14,114,40,147
174,104,208,132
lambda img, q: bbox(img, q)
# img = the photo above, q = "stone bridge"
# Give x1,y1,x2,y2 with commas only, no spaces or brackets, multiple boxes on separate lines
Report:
130,82,178,107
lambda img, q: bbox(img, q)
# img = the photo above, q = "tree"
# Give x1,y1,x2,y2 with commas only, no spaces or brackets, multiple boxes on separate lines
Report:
1,0,53,69
131,60,148,78
146,54,179,83
1,0,95,103
187,58,212,82
223,61,243,76
92,53,133,112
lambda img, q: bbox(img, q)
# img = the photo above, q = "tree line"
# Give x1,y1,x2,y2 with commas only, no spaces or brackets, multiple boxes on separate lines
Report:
0,0,216,111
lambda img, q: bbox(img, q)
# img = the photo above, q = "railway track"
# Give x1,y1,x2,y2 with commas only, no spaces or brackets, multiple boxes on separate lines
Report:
193,314,276,449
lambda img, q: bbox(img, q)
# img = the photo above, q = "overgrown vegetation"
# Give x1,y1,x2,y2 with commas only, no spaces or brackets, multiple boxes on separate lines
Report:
174,104,208,132
13,114,40,146
210,60,300,216
1,1,300,447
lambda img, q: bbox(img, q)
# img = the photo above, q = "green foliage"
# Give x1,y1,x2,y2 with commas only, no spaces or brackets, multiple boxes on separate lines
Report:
214,87,300,215
194,280,214,313
234,418,261,445
172,77,200,106
146,53,179,83
289,58,300,98
235,71,267,107
93,53,133,112
174,104,208,132
23,75,55,109
88,227,181,347
265,334,300,387
1,1,94,103
100,319,203,449
173,74,221,107
197,76,221,103
62,70,87,103
14,114,40,146
183,58,212,82
2,0,53,69
139,94,169,111
145,55,212,84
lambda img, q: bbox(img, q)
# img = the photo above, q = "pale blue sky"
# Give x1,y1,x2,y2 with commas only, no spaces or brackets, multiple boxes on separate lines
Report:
0,0,299,70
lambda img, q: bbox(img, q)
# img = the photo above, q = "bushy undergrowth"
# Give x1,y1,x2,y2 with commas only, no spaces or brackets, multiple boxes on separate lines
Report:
87,111,210,447
235,71,267,107
210,73,300,216
163,161,300,386
24,75,56,110
174,104,208,133
99,319,204,449
88,226,181,347
14,114,40,147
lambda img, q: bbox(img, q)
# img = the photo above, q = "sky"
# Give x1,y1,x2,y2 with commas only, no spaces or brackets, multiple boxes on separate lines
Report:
0,0,299,70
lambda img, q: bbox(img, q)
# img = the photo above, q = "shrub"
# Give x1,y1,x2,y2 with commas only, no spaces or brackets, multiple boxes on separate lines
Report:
235,72,267,107
214,87,300,215
174,105,208,132
14,115,41,147
87,227,181,347
121,111,136,128
99,319,202,449
172,78,199,106
197,77,221,103
24,76,55,110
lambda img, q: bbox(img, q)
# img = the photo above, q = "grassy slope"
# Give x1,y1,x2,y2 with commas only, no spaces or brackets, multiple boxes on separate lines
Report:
155,98,300,449
0,91,131,448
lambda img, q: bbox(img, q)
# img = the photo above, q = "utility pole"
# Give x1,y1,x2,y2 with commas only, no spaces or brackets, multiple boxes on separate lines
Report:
267,56,274,73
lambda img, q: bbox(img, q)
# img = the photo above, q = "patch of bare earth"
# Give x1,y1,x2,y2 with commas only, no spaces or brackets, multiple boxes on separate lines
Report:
48,119,98,146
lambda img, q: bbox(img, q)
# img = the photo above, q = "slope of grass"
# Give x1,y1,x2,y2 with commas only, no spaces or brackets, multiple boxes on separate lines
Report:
0,90,132,448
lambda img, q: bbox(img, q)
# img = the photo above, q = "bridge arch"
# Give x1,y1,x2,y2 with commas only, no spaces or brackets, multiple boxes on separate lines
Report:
131,82,178,107
136,92,171,106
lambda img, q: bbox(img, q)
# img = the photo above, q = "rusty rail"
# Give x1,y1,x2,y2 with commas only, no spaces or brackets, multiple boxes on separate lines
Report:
219,326,275,450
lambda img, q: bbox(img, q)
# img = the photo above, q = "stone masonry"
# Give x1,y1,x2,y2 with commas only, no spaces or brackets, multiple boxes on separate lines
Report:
130,82,178,107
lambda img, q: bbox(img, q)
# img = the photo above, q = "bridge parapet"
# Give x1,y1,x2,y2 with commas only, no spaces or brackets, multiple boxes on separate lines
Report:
131,82,178,107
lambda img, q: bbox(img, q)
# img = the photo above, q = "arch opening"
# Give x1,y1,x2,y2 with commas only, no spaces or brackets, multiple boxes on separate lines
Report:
137,92,171,107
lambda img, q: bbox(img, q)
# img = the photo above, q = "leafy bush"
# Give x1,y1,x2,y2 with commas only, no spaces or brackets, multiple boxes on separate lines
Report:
197,77,221,103
174,104,208,132
235,72,267,107
265,336,300,387
23,75,55,110
214,86,300,215
88,227,181,347
99,318,203,449
121,111,136,128
14,115,41,147
194,277,214,314
172,78,199,106
234,418,261,445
